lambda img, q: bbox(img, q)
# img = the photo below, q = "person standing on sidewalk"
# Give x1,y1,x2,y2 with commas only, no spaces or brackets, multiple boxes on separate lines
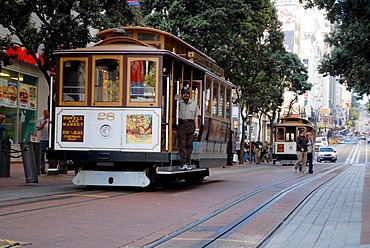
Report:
254,138,263,164
36,109,49,174
0,114,6,141
306,131,314,174
178,87,200,170
261,141,270,163
294,128,308,173
235,136,241,161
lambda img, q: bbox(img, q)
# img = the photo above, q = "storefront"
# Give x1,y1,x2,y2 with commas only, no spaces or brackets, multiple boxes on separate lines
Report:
0,57,49,145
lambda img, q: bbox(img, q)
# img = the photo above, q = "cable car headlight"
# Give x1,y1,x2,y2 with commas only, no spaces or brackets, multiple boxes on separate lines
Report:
100,124,113,138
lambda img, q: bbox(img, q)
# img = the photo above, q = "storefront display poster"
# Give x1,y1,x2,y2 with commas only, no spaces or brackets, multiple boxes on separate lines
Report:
0,78,7,106
0,80,18,108
19,83,37,110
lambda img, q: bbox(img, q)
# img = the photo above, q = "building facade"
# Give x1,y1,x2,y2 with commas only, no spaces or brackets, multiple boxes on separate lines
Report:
0,26,49,146
274,0,352,134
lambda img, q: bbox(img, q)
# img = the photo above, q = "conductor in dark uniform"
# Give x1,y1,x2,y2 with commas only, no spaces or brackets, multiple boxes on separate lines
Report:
178,87,200,170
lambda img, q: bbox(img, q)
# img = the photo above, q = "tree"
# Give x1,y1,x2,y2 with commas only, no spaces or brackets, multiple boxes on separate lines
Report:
0,0,140,85
141,0,311,163
257,50,311,157
302,0,370,96
0,35,14,71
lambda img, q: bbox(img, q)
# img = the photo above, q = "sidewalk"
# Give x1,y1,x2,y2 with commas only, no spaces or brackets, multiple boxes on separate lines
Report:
0,162,78,202
264,163,370,248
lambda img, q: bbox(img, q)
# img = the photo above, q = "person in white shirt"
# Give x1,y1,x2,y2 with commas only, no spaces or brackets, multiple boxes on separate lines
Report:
36,109,49,174
178,87,200,170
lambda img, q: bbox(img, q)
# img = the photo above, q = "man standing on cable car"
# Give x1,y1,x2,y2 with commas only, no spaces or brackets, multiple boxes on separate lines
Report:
178,87,200,170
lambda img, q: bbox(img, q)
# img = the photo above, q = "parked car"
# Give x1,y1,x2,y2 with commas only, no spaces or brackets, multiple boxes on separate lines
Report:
317,147,337,162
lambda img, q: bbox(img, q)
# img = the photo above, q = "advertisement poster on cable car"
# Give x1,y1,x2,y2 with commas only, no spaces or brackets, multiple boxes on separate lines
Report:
54,107,160,152
126,114,153,144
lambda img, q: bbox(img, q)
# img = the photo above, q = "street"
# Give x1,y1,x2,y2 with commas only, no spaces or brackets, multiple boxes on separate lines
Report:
0,140,369,247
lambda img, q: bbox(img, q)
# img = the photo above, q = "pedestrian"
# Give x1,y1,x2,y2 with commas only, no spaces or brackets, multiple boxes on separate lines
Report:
261,141,269,163
243,142,249,162
250,140,256,163
178,87,200,170
36,109,49,174
254,138,263,164
306,131,314,174
294,128,308,173
0,114,6,141
235,136,241,159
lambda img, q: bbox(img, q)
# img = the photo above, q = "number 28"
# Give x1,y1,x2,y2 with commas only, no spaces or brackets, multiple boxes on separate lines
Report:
97,112,115,121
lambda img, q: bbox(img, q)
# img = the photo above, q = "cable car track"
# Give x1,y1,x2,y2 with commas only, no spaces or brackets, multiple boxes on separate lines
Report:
0,190,136,217
144,164,348,247
144,144,362,247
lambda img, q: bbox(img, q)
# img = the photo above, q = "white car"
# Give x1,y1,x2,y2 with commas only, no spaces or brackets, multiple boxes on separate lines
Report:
317,147,337,162
315,137,328,146
315,137,328,151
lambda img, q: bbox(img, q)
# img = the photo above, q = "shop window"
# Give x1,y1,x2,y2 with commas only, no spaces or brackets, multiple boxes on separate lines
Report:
93,56,122,105
61,58,87,104
0,69,38,144
128,58,158,105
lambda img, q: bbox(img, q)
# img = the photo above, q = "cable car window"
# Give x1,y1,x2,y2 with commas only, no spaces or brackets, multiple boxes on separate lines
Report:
277,127,285,141
138,33,160,41
94,58,120,103
212,81,219,116
286,126,296,141
61,58,87,104
205,77,212,115
226,88,231,119
219,86,225,118
128,58,158,104
191,81,201,117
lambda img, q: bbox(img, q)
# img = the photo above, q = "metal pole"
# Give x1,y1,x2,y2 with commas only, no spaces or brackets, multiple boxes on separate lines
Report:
0,139,11,177
249,115,252,164
21,142,38,183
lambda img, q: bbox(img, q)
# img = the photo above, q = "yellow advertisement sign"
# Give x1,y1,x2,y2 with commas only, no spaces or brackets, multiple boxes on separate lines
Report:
61,115,84,142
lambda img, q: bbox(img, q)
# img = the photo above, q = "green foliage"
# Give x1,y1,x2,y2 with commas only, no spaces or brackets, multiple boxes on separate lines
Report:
302,0,370,96
349,108,360,121
141,0,310,117
141,0,310,159
0,36,14,71
0,0,139,84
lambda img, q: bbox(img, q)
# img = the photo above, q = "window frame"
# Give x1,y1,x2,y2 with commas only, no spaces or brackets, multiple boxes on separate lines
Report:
91,55,123,106
126,57,160,107
59,57,89,106
276,127,286,141
205,76,212,116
